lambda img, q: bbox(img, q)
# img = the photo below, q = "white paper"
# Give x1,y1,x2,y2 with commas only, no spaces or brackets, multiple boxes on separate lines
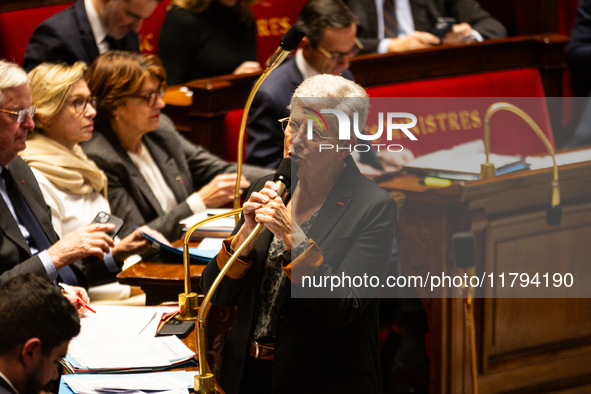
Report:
526,148,591,170
403,139,524,175
67,336,172,369
64,374,189,393
180,209,235,229
77,306,156,339
196,237,224,252
154,336,196,363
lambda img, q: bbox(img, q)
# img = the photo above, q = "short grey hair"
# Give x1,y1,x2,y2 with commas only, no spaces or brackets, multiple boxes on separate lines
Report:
292,74,369,137
0,60,29,105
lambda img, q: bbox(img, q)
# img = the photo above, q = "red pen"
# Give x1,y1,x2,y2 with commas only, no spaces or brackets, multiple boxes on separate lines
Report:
59,284,96,314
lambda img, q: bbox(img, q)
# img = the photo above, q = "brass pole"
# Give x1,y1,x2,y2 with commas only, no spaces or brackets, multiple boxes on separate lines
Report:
177,208,242,322
234,51,290,224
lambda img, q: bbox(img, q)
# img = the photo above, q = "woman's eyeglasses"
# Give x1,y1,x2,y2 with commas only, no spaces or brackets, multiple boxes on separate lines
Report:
278,117,339,141
0,105,36,123
124,87,165,107
67,97,97,114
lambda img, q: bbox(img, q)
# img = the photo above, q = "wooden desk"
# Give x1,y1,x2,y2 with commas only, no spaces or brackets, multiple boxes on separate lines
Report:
118,261,206,306
117,159,591,393
163,34,569,157
380,160,591,393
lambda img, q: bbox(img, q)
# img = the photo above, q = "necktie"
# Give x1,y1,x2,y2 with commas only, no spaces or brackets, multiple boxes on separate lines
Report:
1,167,79,285
383,0,399,38
104,35,125,50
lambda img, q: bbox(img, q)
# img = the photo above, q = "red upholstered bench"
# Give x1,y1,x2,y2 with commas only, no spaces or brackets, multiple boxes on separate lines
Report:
222,67,555,162
0,3,72,65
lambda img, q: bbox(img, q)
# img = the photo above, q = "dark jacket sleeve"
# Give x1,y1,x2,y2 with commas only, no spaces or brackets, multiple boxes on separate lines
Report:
449,0,506,39
568,0,591,96
0,255,48,286
159,7,197,86
246,87,288,169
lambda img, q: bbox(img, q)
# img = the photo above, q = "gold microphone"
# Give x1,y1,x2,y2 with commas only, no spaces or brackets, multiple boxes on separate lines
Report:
185,159,298,394
480,102,561,226
233,25,306,222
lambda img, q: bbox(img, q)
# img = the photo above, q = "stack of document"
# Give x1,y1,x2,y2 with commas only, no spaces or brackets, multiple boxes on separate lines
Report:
65,335,195,372
60,371,196,394
63,306,196,373
180,209,236,239
403,139,529,181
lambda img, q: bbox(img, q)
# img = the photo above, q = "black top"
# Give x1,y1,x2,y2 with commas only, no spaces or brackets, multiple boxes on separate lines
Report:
159,3,258,85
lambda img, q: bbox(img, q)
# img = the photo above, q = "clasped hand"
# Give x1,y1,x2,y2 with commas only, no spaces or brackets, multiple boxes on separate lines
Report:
242,181,293,249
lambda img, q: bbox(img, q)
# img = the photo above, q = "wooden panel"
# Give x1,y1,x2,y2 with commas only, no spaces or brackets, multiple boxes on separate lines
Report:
381,160,591,393
0,0,72,12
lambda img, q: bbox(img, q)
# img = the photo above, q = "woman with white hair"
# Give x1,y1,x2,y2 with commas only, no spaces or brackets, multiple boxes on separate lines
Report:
201,74,398,394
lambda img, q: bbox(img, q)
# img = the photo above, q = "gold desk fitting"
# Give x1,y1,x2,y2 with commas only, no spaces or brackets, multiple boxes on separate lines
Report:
481,102,561,226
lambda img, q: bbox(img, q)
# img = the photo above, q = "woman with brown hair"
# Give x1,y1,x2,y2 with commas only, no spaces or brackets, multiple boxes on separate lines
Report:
158,0,261,85
82,51,269,242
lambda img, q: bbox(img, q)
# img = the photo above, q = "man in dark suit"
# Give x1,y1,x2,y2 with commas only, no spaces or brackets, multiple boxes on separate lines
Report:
23,0,160,71
0,274,80,394
0,60,114,295
344,0,506,53
565,0,591,147
246,0,413,177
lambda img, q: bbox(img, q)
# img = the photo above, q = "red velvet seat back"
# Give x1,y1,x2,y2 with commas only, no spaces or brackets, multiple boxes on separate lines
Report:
365,68,553,157
223,67,554,162
138,0,172,55
251,0,307,65
0,3,72,65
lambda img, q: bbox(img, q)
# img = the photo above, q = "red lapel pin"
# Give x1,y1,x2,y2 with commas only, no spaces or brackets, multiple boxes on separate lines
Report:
337,201,344,205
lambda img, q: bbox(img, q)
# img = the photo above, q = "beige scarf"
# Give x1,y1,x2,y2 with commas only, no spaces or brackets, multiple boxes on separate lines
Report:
19,132,108,197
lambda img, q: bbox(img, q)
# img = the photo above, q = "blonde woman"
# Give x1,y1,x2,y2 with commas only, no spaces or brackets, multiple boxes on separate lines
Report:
159,0,261,84
20,62,165,298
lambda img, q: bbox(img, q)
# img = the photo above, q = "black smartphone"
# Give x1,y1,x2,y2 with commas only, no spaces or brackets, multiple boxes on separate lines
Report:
156,319,195,339
433,17,456,39
90,211,124,239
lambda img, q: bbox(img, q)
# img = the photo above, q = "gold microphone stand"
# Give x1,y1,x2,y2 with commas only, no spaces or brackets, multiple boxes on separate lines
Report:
233,47,293,223
461,270,478,394
480,102,560,211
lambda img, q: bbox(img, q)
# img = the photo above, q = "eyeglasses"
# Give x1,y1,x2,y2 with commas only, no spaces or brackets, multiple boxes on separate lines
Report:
67,97,97,114
0,105,37,122
124,87,165,107
278,117,339,141
315,38,364,62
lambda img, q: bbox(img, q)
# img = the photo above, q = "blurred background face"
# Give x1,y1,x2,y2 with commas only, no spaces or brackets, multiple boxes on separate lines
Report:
113,74,164,136
306,24,358,75
42,80,96,149
102,0,159,39
0,85,35,166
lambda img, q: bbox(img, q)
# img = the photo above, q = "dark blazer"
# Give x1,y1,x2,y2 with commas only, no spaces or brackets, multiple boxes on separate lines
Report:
245,58,355,169
23,0,139,71
82,115,270,241
345,0,507,53
567,0,591,97
0,375,16,394
201,156,398,394
0,157,87,287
